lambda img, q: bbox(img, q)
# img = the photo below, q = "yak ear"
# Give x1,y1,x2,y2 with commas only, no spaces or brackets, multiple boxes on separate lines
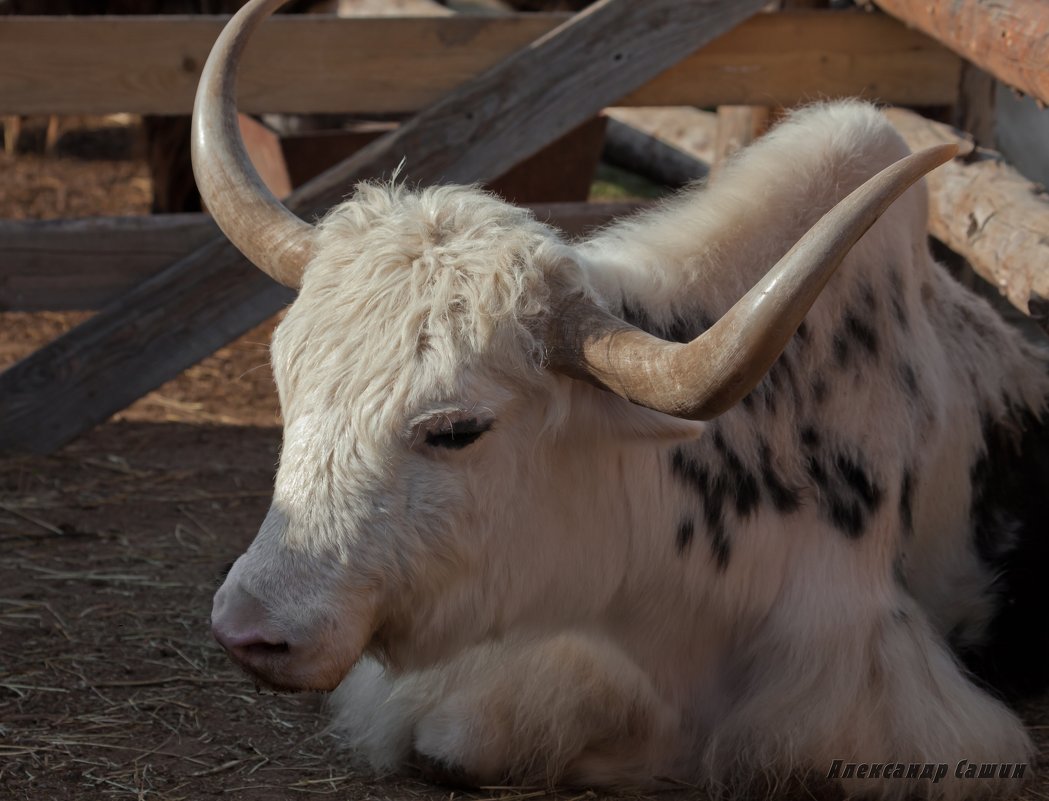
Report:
573,382,707,443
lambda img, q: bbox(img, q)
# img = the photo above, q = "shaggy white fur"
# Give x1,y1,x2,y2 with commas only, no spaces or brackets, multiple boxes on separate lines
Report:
216,102,1049,799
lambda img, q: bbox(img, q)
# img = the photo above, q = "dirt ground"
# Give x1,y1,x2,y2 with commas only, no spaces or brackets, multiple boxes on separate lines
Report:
1,117,1048,801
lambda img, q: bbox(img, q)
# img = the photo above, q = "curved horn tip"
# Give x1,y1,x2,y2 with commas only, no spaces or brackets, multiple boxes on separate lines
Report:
191,0,314,289
547,142,959,420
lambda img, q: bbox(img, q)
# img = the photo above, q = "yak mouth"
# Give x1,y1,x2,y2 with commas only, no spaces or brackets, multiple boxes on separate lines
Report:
224,642,359,694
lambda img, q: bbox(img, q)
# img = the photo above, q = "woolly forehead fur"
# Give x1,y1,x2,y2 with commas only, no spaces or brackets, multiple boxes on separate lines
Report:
270,182,581,433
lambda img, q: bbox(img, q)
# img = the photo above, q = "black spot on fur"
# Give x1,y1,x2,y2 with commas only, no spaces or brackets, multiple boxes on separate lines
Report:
671,440,757,571
832,334,851,368
845,312,879,357
675,517,695,555
806,455,828,489
796,321,809,343
888,268,908,329
859,281,877,311
959,406,1049,700
709,523,731,571
899,468,914,537
759,440,800,513
800,426,820,450
897,362,919,398
702,478,724,532
805,450,883,538
828,497,865,538
835,453,883,512
672,449,722,536
712,431,760,518
710,429,728,455
733,470,761,518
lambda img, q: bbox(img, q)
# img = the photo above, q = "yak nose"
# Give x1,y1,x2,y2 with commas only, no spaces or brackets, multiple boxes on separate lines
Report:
211,582,289,657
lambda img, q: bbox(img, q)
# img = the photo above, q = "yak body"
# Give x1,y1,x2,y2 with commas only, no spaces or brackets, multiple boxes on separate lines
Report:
215,103,1049,798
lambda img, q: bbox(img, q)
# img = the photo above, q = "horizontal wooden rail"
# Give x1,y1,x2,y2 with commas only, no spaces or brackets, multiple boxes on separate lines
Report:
875,0,1049,107
0,203,644,312
0,10,960,115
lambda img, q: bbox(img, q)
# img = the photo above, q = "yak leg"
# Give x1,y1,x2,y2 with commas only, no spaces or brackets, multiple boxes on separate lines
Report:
330,632,679,788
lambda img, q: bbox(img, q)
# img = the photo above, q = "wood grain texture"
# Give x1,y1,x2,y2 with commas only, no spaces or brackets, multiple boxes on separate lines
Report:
0,215,217,312
620,10,960,109
712,106,770,171
0,203,642,312
885,108,1049,323
0,10,959,114
875,0,1049,107
277,117,608,206
0,0,752,453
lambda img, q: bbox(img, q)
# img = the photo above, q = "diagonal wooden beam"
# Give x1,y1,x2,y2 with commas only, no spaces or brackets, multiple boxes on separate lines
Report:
0,0,767,454
874,0,1049,107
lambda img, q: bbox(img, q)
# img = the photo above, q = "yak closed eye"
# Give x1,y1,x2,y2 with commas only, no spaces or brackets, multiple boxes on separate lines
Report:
425,419,492,449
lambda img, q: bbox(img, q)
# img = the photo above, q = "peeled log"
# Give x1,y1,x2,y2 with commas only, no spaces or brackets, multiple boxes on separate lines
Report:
603,107,715,187
885,107,1049,327
875,0,1049,106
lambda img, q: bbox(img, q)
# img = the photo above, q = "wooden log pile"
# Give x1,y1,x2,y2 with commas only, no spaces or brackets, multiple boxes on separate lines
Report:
885,108,1049,325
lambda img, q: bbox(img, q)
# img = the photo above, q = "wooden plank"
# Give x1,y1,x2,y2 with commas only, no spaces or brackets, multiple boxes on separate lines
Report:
0,203,643,312
0,0,764,454
281,116,607,205
0,215,216,312
622,10,961,109
0,14,562,116
0,10,960,115
280,125,398,188
487,116,607,204
885,108,1049,327
712,106,769,172
875,0,1049,107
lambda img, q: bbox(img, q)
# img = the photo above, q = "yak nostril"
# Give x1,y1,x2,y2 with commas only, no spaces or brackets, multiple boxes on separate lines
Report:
212,623,287,653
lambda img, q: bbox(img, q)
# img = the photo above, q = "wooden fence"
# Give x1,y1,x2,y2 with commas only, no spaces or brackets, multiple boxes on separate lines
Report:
0,0,1046,453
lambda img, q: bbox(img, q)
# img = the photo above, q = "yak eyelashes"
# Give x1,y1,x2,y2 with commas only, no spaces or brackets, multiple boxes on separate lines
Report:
425,418,492,450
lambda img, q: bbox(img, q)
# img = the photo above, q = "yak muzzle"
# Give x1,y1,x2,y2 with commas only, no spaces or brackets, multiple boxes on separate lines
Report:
211,576,371,693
